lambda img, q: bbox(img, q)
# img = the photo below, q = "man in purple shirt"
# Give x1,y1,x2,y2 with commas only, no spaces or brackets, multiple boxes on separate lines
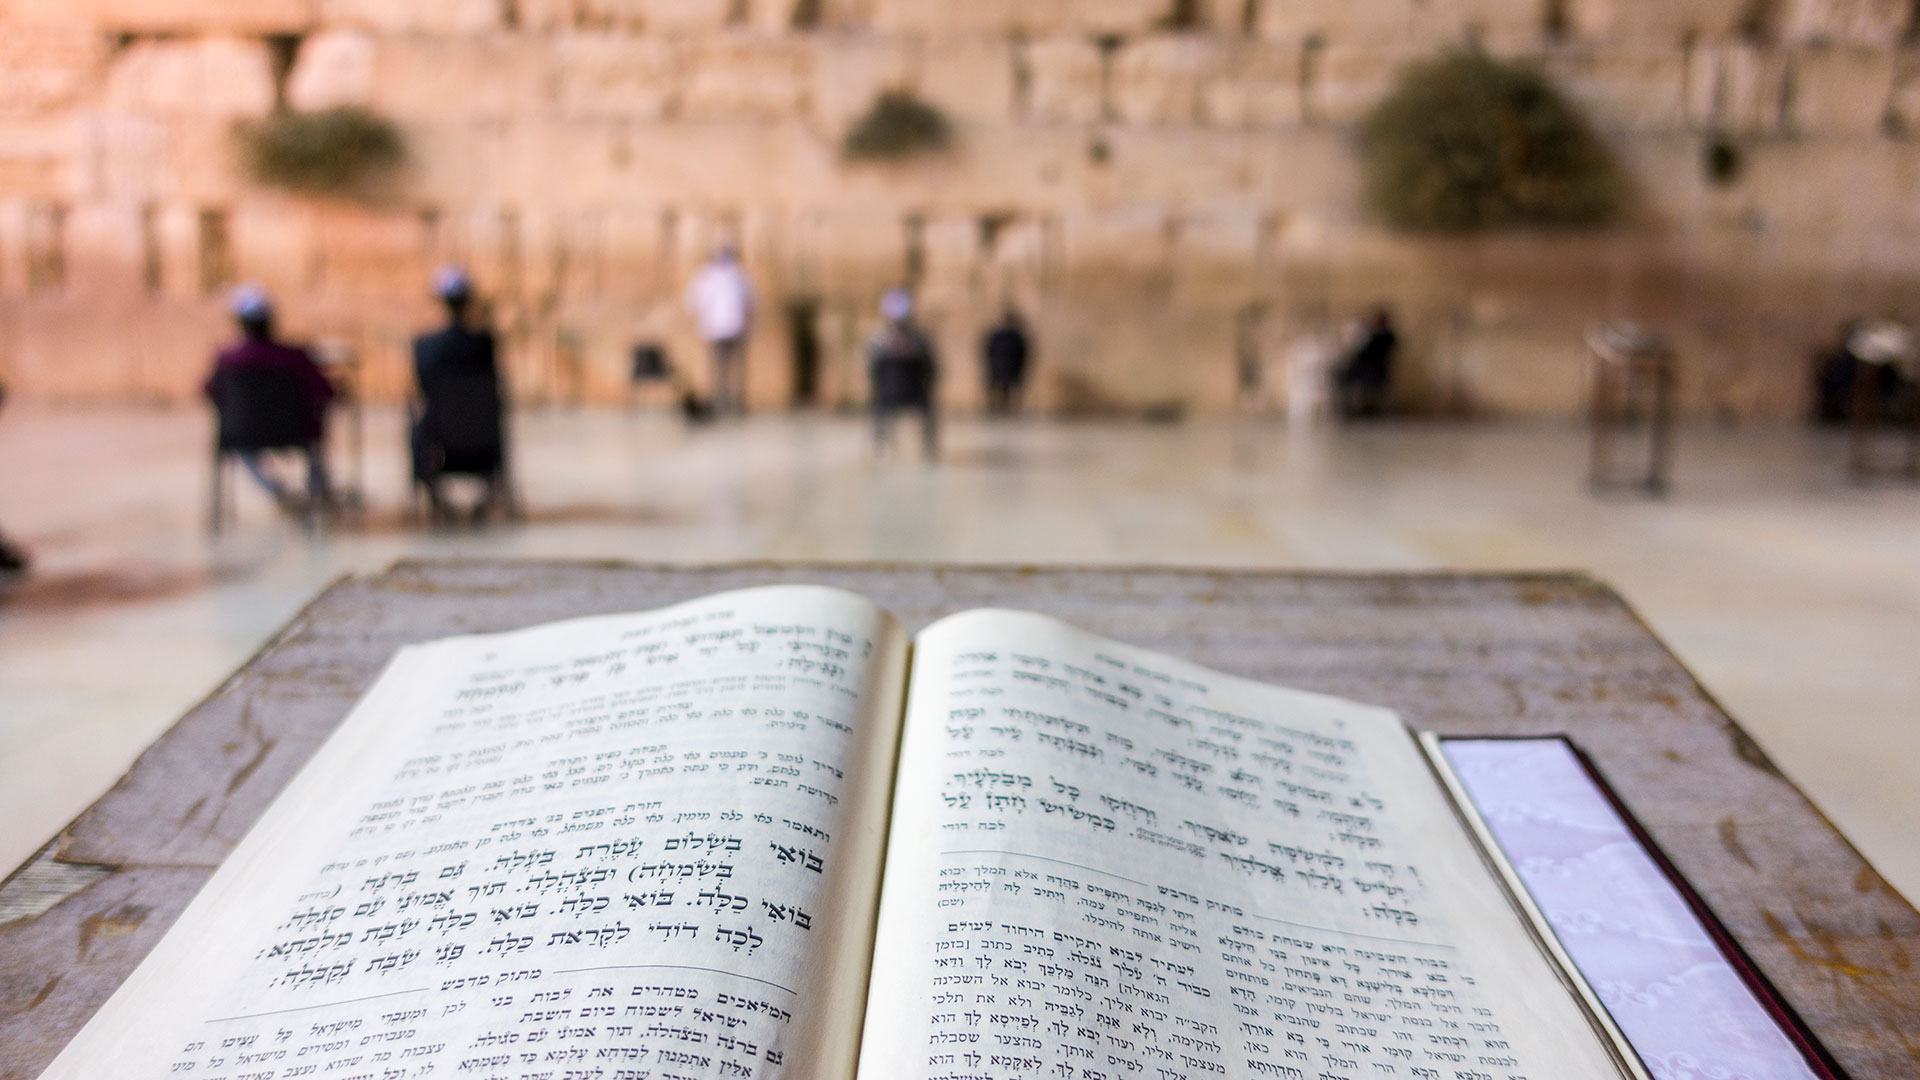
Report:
203,286,336,511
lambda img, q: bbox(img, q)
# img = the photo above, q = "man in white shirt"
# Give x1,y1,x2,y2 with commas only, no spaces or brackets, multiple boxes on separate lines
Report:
685,243,755,415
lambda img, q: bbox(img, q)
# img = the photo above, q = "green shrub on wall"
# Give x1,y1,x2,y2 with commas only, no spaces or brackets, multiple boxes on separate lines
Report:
841,91,952,163
235,107,406,198
1359,52,1623,232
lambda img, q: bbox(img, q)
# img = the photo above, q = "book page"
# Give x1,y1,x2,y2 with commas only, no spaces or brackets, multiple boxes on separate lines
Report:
858,610,1632,1080
39,585,908,1080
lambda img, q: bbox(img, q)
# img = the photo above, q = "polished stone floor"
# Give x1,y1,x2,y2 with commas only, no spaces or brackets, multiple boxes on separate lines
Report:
2,405,1916,902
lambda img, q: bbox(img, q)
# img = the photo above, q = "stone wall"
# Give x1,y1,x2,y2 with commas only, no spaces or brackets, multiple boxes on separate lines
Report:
0,0,1914,417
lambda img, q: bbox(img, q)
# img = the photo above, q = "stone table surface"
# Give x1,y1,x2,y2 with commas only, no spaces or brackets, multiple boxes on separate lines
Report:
1,561,1914,1079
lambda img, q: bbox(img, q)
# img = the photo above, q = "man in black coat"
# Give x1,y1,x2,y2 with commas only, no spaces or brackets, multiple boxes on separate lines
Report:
983,306,1031,416
869,288,939,460
411,267,507,520
1337,307,1398,419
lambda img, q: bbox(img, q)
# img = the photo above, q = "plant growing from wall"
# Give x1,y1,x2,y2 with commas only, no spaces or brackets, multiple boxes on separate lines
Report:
841,91,952,163
235,106,406,199
1358,52,1624,232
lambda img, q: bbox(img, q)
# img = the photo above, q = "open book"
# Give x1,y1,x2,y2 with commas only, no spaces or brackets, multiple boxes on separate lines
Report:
40,586,1703,1080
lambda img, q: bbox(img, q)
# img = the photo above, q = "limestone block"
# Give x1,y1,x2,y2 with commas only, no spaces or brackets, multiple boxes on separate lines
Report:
1251,0,1416,45
920,36,1016,124
552,34,680,120
1061,205,1172,296
0,116,77,201
285,30,376,112
1884,53,1920,136
1026,37,1104,124
103,36,276,119
1543,45,1690,133
913,214,981,302
12,0,314,34
62,203,146,299
809,207,908,294
0,22,103,118
1173,205,1264,308
1592,0,1752,44
370,36,551,122
1686,41,1792,134
318,0,501,34
228,201,317,298
631,0,740,33
679,38,813,121
1416,0,1545,48
1780,0,1910,47
812,35,916,132
310,203,433,303
153,203,202,299
870,0,1162,36
1787,45,1895,136
1308,43,1416,126
161,116,255,204
81,113,172,203
1112,36,1219,125
1201,40,1302,128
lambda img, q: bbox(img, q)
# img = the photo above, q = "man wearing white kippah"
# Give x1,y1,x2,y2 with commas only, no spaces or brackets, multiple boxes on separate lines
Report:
868,288,939,460
203,285,336,512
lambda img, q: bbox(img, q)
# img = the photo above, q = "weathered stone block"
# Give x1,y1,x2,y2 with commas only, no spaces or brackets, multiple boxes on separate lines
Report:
1252,0,1416,45
103,36,275,119
871,0,1164,36
1025,37,1104,124
1202,40,1302,128
228,201,317,298
552,34,680,119
319,0,501,34
680,37,813,120
1112,36,1217,125
1308,43,1418,126
1883,53,1920,136
370,36,551,121
63,203,147,299
1780,0,1910,47
80,113,170,202
0,22,102,118
920,36,1016,124
1061,205,1172,296
1685,41,1792,134
0,117,77,201
286,30,376,111
808,207,908,294
631,0,739,33
1543,45,1690,133
10,0,314,34
1173,204,1263,308
812,34,916,132
1787,45,1895,136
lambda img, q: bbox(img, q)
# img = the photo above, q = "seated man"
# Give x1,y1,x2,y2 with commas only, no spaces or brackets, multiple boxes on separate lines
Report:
869,288,938,460
411,267,506,520
1336,307,1398,419
204,285,335,512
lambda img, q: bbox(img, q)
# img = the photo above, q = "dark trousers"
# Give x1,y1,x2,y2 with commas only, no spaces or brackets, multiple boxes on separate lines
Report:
710,337,747,415
237,443,330,506
986,381,1022,415
874,402,938,460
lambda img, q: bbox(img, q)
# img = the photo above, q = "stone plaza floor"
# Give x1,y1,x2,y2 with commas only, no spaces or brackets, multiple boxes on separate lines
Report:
1,404,1916,901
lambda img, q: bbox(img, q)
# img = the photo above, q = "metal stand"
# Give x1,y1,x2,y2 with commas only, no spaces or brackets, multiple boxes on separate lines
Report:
1587,323,1675,497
